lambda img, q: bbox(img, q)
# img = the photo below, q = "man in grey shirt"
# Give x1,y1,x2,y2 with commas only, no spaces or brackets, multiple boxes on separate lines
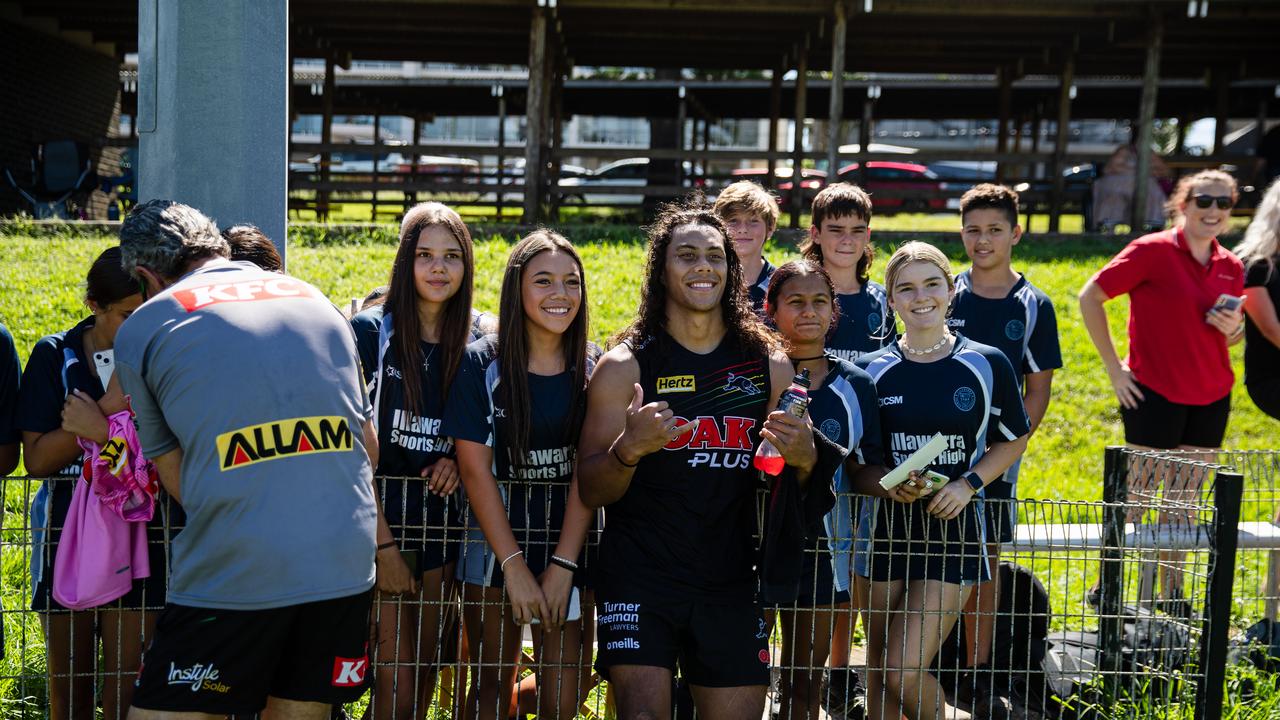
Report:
116,200,415,719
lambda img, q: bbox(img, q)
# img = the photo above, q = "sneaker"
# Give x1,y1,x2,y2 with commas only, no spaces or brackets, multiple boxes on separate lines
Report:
822,667,865,720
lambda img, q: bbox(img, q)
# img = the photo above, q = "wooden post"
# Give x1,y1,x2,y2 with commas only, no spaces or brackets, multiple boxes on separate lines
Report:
996,65,1013,183
858,90,874,186
1256,97,1269,154
767,62,783,190
1132,13,1163,232
1048,54,1074,233
702,116,711,152
1213,70,1230,155
496,87,506,220
826,0,847,186
319,55,334,221
409,114,421,210
523,5,549,224
550,60,565,222
790,45,808,227
1175,115,1188,156
371,112,381,222
677,87,687,189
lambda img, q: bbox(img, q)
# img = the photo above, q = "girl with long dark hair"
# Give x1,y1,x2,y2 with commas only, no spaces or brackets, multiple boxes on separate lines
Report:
350,202,480,719
443,230,595,720
764,260,885,720
18,246,176,720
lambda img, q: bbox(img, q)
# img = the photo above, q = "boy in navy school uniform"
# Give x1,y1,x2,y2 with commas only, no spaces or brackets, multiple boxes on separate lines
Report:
946,183,1062,701
714,180,780,313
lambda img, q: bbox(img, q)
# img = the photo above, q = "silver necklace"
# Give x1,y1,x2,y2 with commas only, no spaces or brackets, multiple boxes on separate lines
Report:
900,332,952,356
422,343,437,373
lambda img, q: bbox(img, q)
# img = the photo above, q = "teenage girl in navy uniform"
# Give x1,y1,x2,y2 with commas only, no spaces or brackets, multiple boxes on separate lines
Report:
854,242,1029,720
17,247,179,720
443,230,596,720
351,202,482,720
765,260,885,720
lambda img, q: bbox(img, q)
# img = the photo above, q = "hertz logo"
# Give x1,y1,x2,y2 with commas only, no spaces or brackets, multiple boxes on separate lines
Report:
655,375,696,394
217,416,353,470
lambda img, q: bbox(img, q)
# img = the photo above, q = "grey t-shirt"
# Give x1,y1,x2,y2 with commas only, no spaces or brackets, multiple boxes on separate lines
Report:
115,261,377,610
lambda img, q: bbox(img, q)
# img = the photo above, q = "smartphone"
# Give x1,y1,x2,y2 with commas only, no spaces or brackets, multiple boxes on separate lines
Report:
1211,293,1244,313
923,470,951,488
529,587,581,624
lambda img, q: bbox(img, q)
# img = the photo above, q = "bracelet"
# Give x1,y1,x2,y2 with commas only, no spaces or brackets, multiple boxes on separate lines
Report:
500,550,523,571
550,554,579,571
611,445,639,468
376,541,398,552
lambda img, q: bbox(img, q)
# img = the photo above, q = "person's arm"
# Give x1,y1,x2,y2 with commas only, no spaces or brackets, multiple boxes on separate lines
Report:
1022,370,1054,437
1244,286,1280,349
760,352,817,485
924,434,1030,521
20,429,81,478
543,469,593,627
456,438,549,625
150,446,183,502
1078,279,1143,409
577,346,684,508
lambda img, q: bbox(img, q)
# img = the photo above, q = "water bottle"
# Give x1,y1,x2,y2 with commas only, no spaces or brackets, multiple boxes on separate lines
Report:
753,368,811,476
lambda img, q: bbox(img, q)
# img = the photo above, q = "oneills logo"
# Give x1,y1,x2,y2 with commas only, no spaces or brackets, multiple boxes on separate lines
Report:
217,416,353,470
655,375,696,394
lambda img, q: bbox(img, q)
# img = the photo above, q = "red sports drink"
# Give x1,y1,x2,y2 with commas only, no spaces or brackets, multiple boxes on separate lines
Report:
753,369,811,476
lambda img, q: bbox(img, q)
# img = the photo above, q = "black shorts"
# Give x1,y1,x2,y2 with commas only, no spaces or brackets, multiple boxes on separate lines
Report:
378,475,461,573
794,547,851,608
1248,378,1280,422
594,594,770,688
982,485,1016,547
131,589,373,714
1120,382,1231,449
866,501,990,586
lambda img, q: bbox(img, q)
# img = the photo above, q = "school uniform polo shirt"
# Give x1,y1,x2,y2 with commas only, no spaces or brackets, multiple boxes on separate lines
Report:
1091,228,1244,406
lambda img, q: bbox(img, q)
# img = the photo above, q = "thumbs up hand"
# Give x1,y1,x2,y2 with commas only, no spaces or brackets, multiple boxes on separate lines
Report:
615,383,692,465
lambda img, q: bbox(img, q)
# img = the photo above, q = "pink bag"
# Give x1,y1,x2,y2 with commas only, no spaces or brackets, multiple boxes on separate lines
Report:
52,411,155,610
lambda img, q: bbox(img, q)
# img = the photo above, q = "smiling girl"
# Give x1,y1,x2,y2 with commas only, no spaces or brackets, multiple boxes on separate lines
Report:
855,242,1029,720
443,230,596,720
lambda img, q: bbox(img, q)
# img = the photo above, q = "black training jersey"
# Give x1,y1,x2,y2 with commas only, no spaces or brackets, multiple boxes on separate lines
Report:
747,257,777,314
828,281,897,363
16,317,104,478
1,323,22,447
947,271,1062,388
597,332,772,601
442,337,585,548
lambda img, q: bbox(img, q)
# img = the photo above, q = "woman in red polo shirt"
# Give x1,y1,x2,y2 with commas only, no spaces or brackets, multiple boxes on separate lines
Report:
1078,169,1244,612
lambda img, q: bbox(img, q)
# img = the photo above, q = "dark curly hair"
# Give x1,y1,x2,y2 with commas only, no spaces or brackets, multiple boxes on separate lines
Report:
613,195,779,358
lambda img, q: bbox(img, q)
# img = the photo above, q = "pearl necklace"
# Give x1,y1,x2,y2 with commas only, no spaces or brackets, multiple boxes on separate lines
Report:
900,332,952,356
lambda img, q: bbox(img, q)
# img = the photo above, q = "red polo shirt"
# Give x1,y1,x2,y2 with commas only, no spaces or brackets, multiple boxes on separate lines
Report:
1092,228,1244,406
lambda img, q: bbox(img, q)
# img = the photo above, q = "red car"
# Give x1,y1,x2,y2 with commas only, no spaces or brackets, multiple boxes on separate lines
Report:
728,167,827,207
836,161,947,212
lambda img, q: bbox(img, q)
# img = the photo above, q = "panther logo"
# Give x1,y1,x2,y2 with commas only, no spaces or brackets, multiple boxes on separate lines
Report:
724,372,762,395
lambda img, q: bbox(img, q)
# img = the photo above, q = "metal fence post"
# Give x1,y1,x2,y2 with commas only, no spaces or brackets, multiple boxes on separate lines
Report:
1196,470,1242,720
1100,445,1128,694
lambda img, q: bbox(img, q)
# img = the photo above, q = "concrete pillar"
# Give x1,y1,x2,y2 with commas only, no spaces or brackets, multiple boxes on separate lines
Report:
138,0,289,259
1132,14,1163,232
826,1,847,185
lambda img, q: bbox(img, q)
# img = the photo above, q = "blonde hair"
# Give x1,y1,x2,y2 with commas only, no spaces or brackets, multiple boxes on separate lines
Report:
1236,178,1280,277
1166,169,1238,222
883,241,954,298
713,180,780,232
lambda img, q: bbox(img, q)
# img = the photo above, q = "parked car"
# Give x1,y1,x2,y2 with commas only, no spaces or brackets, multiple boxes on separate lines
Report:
559,157,703,205
728,166,828,208
836,161,947,212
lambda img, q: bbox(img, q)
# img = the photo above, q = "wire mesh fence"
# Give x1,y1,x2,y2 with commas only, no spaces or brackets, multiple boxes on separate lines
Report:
0,449,1266,719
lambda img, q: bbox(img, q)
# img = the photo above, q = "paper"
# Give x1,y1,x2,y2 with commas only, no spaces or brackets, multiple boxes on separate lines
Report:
879,432,949,490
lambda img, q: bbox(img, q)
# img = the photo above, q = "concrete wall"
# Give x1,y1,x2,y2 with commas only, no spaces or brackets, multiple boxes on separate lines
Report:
0,20,123,218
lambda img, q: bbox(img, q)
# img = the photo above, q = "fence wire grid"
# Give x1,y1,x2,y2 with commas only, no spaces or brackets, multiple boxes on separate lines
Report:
0,448,1267,720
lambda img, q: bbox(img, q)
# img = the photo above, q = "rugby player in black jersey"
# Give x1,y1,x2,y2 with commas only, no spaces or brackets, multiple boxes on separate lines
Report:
579,200,818,720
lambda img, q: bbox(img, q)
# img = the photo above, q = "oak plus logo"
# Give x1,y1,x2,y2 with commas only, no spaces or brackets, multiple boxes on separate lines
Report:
217,416,353,470
665,415,756,468
173,277,321,312
655,375,696,394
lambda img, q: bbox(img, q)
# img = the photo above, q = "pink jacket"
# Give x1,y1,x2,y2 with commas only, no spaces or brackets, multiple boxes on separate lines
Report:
52,411,157,610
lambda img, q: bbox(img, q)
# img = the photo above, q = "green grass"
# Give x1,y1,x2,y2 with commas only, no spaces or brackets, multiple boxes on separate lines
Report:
0,223,1275,718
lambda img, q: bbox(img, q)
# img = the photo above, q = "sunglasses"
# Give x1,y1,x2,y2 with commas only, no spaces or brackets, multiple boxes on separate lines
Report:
1192,194,1234,210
